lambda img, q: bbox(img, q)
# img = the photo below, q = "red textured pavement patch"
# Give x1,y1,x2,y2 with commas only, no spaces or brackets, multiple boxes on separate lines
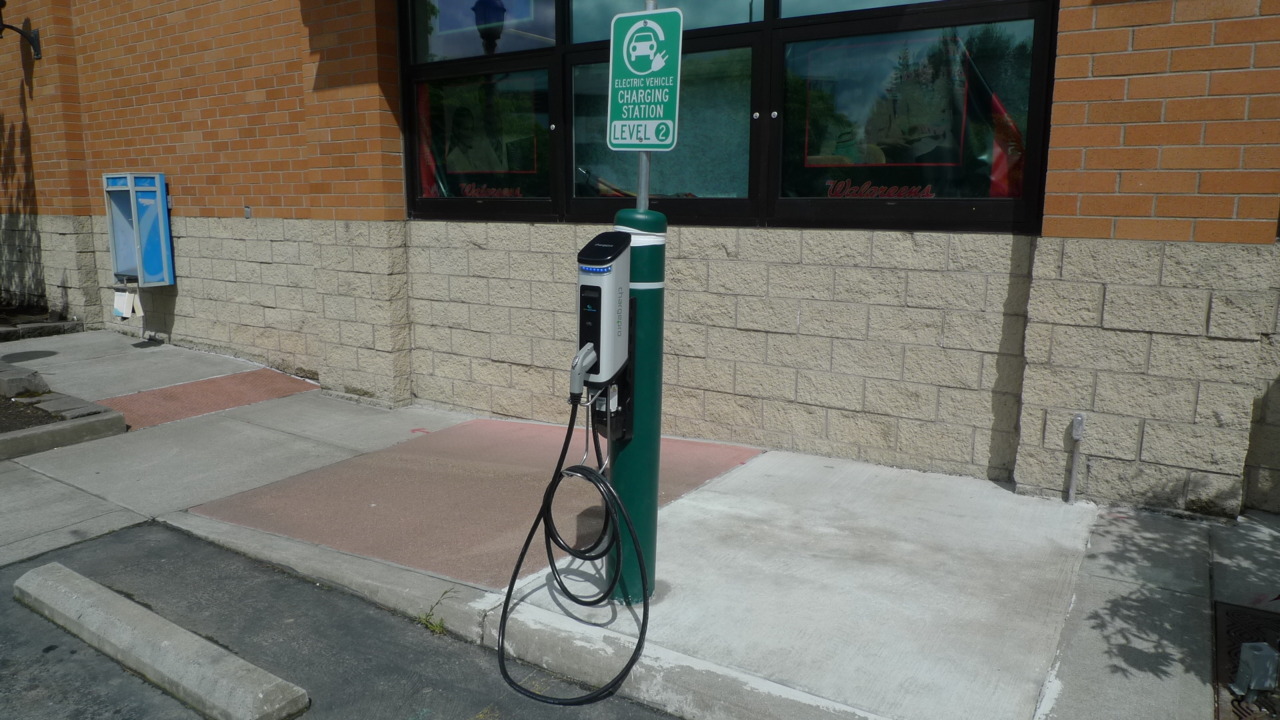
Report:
99,368,316,430
192,418,762,589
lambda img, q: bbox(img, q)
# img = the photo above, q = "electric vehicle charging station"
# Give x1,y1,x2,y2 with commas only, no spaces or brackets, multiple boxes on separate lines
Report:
498,2,677,705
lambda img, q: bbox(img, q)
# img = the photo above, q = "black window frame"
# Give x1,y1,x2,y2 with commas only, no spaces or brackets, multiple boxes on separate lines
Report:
400,0,1056,234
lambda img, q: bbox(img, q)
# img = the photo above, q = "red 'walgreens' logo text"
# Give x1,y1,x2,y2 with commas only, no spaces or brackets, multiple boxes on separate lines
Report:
825,180,935,199
461,183,523,198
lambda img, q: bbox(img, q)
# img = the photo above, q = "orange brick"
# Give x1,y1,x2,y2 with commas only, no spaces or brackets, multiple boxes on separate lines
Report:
1175,0,1263,21
1044,193,1081,216
1238,195,1280,219
1133,22,1214,49
1046,171,1121,193
1216,16,1280,44
1119,171,1201,193
1115,218,1194,241
1211,69,1280,95
1206,120,1280,144
1244,146,1280,167
1049,148,1085,170
1055,78,1128,102
1258,42,1280,68
1088,100,1164,123
1093,50,1170,76
1201,170,1280,193
1128,73,1209,99
1125,123,1203,146
1171,45,1255,72
1051,125,1124,147
1096,0,1173,28
1161,146,1243,168
1055,56,1093,78
1058,29,1133,56
1195,219,1279,243
1249,96,1280,119
1058,7,1095,32
1081,193,1155,216
1043,216,1115,238
1166,96,1248,121
1052,102,1089,125
1085,147,1160,169
1154,194,1236,217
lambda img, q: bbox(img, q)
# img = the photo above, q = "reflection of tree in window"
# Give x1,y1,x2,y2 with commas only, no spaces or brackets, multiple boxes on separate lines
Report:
864,42,961,164
446,106,506,173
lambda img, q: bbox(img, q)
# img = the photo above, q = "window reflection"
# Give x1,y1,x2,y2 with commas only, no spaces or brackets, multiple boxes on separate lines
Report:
781,21,1033,199
417,71,550,198
573,48,752,199
572,1,760,44
781,0,943,19
413,0,555,63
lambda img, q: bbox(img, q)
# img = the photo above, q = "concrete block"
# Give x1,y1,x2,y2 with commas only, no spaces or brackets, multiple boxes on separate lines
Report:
1045,410,1141,461
899,419,974,462
831,339,903,380
1012,444,1070,494
798,301,868,339
1021,364,1095,408
1048,326,1149,373
827,410,896,449
1244,466,1280,513
1027,279,1104,326
863,378,937,420
1103,286,1209,336
0,363,50,396
667,258,709,292
489,279,532,308
942,311,1024,354
736,362,797,401
769,264,832,300
739,228,802,263
868,306,942,345
1023,322,1052,364
902,346,982,390
15,563,309,720
985,274,1030,315
704,392,763,428
706,327,767,360
1149,335,1259,382
1094,372,1197,422
905,271,987,311
1184,471,1243,516
677,227,738,259
797,371,863,411
766,333,832,370
763,400,827,437
870,231,948,270
677,356,736,393
1195,381,1261,430
1208,291,1279,340
833,267,907,305
937,388,1018,428
800,229,871,267
1162,241,1280,290
480,222,530,251
1062,238,1163,285
948,233,1030,275
737,297,799,333
528,223,579,255
1083,458,1188,508
1141,421,1249,475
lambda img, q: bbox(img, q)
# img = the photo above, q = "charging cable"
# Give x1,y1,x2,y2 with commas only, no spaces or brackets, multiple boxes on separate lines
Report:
497,345,651,705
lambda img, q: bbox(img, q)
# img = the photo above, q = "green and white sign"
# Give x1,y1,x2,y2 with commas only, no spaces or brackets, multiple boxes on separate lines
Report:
607,8,683,152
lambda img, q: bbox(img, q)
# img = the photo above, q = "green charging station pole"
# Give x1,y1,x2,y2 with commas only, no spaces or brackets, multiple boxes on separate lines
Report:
605,3,680,603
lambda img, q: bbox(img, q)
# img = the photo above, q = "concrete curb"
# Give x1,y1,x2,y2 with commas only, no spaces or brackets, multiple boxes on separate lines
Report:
163,512,880,720
13,562,309,720
0,403,126,460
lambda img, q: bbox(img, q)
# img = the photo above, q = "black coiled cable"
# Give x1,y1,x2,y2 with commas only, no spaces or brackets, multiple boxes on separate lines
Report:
497,396,651,705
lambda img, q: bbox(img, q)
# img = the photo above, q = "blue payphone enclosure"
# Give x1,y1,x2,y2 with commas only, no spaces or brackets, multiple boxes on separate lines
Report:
104,173,175,287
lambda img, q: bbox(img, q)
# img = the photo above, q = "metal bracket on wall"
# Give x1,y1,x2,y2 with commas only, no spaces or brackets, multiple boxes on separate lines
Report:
0,1,42,60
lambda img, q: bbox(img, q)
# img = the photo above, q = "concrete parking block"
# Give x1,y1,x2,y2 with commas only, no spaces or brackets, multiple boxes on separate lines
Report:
14,562,309,720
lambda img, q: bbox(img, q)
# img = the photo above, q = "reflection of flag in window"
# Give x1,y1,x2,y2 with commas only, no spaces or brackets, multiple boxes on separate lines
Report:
417,86,444,198
960,43,1024,198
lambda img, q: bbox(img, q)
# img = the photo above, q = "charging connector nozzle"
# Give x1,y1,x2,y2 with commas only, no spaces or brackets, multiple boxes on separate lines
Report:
570,344,597,401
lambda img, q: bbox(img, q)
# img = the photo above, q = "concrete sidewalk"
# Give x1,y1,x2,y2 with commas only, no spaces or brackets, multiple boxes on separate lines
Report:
3,330,1278,720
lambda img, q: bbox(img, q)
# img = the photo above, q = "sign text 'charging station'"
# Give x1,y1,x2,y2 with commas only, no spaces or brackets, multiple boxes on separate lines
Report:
607,8,682,152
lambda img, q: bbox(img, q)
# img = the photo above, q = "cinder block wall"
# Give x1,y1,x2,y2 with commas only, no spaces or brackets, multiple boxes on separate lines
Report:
1017,0,1280,515
408,222,1032,483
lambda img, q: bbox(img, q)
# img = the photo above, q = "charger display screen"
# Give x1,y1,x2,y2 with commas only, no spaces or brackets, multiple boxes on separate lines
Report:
579,285,602,375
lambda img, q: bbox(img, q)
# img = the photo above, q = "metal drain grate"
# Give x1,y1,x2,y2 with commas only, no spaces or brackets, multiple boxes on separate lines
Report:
1214,602,1280,720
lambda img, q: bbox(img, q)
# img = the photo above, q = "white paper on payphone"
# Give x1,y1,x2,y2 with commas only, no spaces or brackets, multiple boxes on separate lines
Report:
113,291,133,318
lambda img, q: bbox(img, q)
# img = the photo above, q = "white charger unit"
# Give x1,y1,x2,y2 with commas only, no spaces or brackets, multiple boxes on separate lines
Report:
577,231,631,387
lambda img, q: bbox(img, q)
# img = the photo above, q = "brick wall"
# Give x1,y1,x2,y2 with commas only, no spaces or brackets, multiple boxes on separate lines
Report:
1045,0,1280,243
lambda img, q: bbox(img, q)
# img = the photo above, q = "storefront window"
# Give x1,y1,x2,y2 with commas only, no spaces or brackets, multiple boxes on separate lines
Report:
572,48,752,199
572,1,760,43
781,21,1033,201
416,71,551,199
781,0,943,19
412,0,555,62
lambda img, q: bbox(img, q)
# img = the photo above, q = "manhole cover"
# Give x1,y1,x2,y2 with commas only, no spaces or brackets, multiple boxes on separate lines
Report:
1214,602,1280,720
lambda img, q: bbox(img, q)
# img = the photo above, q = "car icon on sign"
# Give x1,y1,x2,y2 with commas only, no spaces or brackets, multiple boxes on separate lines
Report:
629,32,657,62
